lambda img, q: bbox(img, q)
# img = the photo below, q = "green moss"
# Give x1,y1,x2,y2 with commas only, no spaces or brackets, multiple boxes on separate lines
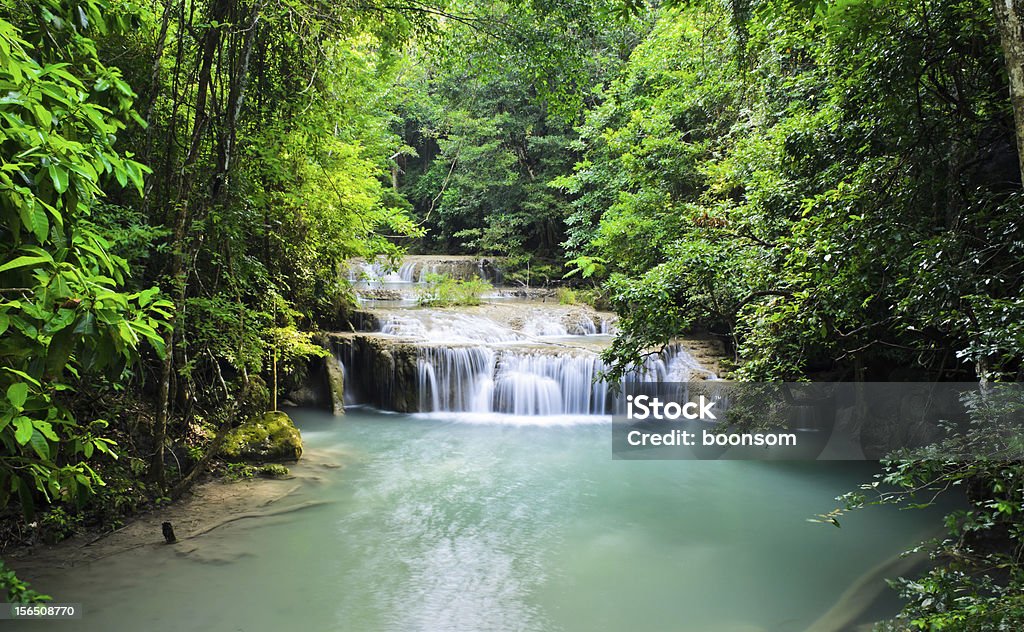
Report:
257,464,290,478
221,411,303,463
225,463,257,480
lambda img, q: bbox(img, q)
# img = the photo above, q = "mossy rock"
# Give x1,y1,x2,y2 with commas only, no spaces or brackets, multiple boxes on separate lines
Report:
221,411,303,463
325,357,345,416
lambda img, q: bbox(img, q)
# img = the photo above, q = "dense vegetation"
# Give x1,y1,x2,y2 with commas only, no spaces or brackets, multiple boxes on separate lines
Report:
1,0,1022,626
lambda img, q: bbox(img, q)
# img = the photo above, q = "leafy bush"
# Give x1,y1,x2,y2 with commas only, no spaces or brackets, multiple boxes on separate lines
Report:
0,2,172,518
416,274,492,307
39,507,82,544
557,288,578,305
0,561,49,604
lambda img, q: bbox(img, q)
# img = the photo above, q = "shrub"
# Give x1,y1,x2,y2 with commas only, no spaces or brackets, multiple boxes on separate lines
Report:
0,561,49,604
416,274,492,307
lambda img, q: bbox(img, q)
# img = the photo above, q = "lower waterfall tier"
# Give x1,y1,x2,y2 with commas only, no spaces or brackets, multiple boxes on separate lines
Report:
332,334,712,415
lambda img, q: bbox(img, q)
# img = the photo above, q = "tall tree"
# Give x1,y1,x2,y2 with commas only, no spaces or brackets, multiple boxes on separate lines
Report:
993,0,1024,183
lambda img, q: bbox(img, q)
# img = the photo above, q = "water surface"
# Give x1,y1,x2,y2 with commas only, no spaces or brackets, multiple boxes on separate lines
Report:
13,408,940,632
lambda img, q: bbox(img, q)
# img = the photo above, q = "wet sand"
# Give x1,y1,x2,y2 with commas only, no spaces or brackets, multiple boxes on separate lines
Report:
3,449,341,590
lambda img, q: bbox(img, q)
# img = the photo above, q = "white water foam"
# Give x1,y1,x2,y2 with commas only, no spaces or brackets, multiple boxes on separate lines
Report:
410,411,611,426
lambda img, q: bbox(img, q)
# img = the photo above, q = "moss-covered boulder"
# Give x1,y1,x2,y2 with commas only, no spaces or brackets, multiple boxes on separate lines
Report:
221,411,303,463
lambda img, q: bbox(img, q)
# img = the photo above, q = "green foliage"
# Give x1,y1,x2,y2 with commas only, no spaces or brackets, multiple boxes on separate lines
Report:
416,273,492,307
237,33,424,325
0,560,49,604
39,506,82,543
556,288,578,305
0,0,170,518
563,0,1023,382
394,1,642,267
224,462,256,481
257,463,289,479
121,2,428,480
224,462,289,480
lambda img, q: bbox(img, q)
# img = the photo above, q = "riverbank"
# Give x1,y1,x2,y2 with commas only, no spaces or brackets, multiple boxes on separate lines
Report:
2,446,341,594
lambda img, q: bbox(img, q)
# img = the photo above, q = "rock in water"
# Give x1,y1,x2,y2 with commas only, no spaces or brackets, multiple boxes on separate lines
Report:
220,411,303,463
325,356,345,416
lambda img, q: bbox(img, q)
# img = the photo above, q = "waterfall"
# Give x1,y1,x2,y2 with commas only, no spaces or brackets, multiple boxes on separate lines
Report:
336,337,710,416
417,346,498,412
336,259,711,416
348,260,405,285
416,347,609,415
416,345,703,415
398,262,419,282
491,352,607,415
348,256,502,287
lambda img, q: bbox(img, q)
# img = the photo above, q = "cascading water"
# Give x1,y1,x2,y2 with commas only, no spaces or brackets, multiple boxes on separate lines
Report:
348,256,501,287
380,312,523,343
337,333,712,416
417,346,498,412
338,255,710,416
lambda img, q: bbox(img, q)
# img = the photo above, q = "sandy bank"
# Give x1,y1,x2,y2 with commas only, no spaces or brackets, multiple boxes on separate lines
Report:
3,448,344,590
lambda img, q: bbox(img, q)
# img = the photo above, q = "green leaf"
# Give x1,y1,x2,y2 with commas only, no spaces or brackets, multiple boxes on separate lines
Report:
46,326,76,376
28,430,49,460
0,254,52,273
125,160,144,193
31,204,49,242
1,368,41,386
13,416,33,445
48,164,69,194
7,382,28,409
33,419,59,442
32,104,52,128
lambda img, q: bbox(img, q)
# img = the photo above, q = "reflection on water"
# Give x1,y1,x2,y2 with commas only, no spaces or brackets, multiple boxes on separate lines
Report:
11,408,943,632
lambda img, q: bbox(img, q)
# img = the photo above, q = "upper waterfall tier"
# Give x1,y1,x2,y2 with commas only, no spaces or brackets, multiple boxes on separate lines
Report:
375,305,616,342
347,255,503,285
331,300,719,415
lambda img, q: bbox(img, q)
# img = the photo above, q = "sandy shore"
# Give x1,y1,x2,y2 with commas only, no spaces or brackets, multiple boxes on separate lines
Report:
3,448,342,588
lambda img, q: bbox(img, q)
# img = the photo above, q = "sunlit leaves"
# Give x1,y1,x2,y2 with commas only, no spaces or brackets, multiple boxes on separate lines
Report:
0,0,170,518
565,0,1022,381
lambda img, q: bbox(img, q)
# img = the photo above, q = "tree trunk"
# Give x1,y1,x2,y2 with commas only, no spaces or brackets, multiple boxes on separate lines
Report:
994,0,1024,184
151,331,172,489
271,347,278,412
149,0,230,488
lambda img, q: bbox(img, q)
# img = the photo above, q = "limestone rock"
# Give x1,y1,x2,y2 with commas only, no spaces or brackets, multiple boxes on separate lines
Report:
325,357,345,416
